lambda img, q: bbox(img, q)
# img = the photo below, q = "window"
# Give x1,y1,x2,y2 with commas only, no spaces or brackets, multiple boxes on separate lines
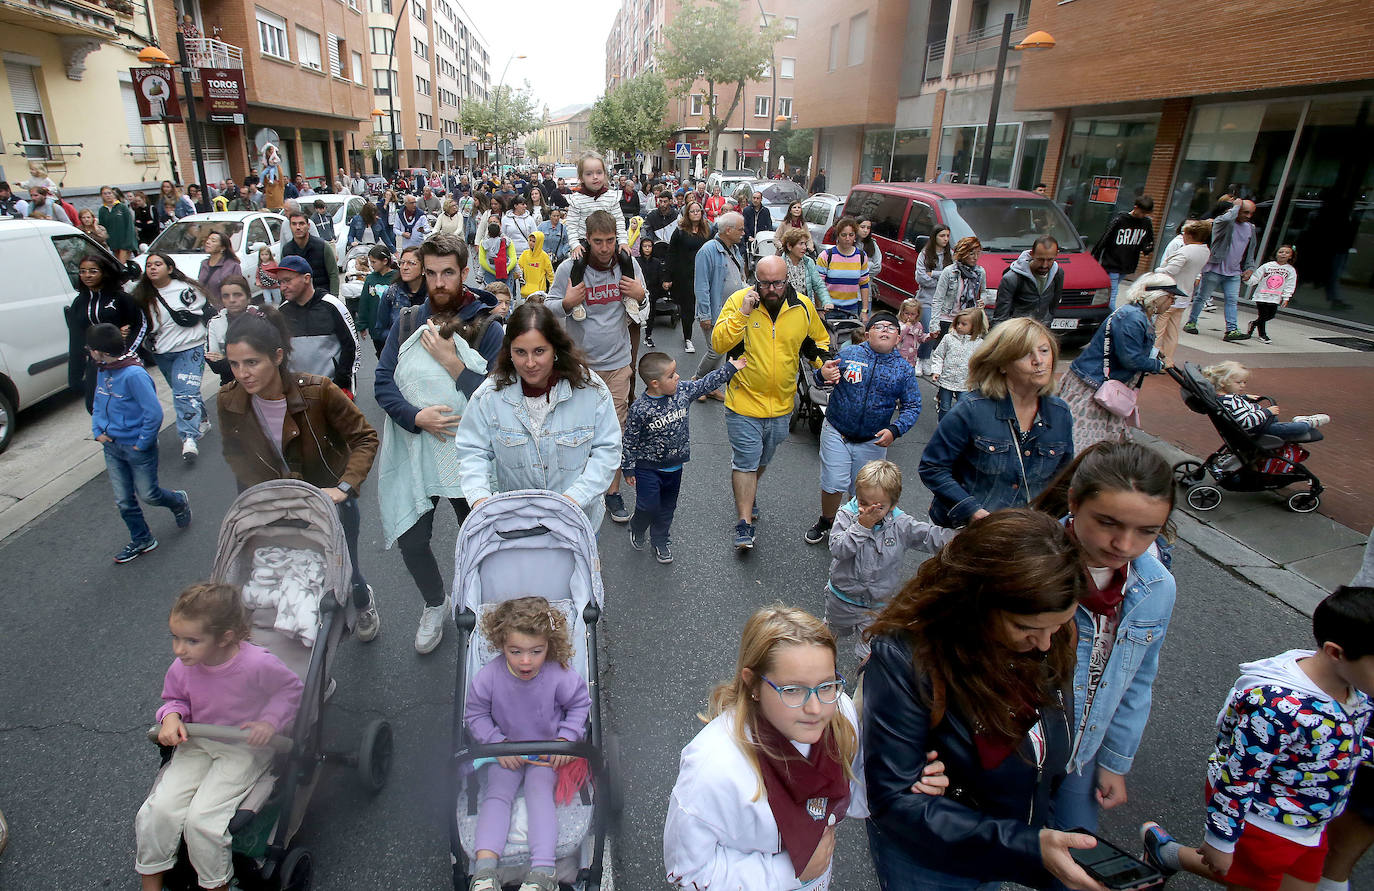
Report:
245,220,271,254
296,27,322,70
827,24,839,71
119,80,147,152
372,68,394,94
413,37,428,60
754,96,770,118
412,0,424,22
256,9,289,60
779,57,794,78
50,234,108,288
776,97,792,119
784,16,798,36
327,34,343,77
417,112,432,130
867,194,908,240
416,75,430,95
367,0,390,12
7,62,50,159
848,12,867,66
369,27,394,55
903,202,936,247
689,93,703,116
351,51,364,84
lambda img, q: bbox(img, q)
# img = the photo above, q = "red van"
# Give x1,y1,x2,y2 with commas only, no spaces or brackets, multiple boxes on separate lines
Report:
833,184,1111,337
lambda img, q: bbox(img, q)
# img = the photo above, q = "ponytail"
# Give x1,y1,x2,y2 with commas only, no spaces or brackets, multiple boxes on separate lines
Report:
225,305,293,376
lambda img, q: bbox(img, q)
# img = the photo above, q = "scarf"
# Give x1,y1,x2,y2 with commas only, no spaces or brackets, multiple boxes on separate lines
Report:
398,206,421,233
96,355,143,372
956,261,982,311
520,374,556,400
754,717,851,878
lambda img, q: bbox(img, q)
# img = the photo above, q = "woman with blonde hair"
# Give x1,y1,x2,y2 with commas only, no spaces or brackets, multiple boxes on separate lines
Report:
932,236,986,336
918,317,1074,526
433,196,464,238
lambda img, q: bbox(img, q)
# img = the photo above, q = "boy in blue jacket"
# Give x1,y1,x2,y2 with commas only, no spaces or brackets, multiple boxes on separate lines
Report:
622,351,745,564
88,323,191,563
804,310,922,545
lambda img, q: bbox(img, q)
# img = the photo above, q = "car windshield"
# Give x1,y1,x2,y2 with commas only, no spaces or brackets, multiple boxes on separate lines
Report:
148,220,244,255
940,197,1084,253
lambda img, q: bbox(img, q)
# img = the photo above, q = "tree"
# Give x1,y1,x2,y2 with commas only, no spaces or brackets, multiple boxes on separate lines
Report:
658,0,785,172
587,72,672,161
460,82,543,160
524,135,549,161
775,124,814,174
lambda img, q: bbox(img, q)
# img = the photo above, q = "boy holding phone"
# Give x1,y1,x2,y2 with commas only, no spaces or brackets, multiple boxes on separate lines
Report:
1142,585,1374,891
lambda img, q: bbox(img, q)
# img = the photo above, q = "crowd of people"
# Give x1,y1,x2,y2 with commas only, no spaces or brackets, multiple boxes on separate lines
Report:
30,149,1370,891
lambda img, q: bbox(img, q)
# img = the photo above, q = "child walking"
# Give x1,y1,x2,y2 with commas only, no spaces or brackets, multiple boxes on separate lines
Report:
1246,244,1298,344
1203,360,1331,440
205,275,254,385
895,297,931,370
88,323,191,564
1141,585,1374,891
928,306,987,422
825,460,955,659
465,596,593,891
253,244,281,306
136,582,303,891
622,351,745,564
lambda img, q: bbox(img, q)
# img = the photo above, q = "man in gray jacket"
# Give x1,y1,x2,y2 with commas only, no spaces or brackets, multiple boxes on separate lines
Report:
693,212,747,386
992,235,1063,327
1184,195,1257,341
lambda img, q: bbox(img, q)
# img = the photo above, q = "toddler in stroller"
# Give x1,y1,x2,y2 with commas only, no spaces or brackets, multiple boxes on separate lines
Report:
1202,361,1331,440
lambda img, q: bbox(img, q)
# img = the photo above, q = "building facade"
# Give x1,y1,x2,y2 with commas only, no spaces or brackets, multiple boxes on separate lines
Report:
535,105,591,164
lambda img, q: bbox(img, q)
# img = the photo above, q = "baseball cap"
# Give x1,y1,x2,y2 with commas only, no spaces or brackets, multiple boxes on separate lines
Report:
262,255,312,276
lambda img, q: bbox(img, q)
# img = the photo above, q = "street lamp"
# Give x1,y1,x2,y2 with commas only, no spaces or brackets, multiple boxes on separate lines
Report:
755,0,777,174
140,38,210,208
977,15,1054,186
492,53,527,175
369,108,386,175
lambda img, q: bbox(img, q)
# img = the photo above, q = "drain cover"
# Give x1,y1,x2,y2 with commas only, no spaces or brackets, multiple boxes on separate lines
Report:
1313,336,1374,352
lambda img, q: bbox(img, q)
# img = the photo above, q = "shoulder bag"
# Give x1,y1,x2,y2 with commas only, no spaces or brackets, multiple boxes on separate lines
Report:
1091,313,1140,422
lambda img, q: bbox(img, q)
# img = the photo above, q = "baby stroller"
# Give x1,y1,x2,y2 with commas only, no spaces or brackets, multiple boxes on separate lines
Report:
791,310,866,436
449,490,621,890
1166,363,1324,513
646,240,679,329
147,481,394,890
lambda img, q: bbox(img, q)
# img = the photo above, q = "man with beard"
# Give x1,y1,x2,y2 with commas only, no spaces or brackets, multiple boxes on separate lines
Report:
709,254,831,550
267,255,358,393
373,233,504,654
642,191,679,244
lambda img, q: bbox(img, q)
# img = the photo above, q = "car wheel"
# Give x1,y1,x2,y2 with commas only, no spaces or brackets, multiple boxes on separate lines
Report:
0,387,14,455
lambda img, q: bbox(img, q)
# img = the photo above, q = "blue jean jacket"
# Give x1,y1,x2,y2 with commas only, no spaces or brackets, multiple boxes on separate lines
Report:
1068,546,1176,776
1067,304,1165,388
918,390,1074,526
347,214,397,251
453,375,622,529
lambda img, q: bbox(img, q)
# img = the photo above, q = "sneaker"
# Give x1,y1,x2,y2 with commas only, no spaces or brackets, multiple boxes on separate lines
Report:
114,538,158,564
172,490,192,529
1203,300,1217,312
199,417,212,435
1223,330,1251,342
1293,413,1330,427
654,543,673,564
182,437,198,461
1257,334,1273,344
804,517,832,545
629,524,647,550
468,869,499,891
355,587,380,642
1182,323,1199,334
415,597,448,655
1140,822,1179,878
605,491,630,524
518,869,559,891
644,334,656,348
684,339,696,354
733,520,755,550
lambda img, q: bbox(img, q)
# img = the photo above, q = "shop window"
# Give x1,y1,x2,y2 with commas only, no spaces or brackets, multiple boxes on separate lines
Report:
1054,116,1157,245
892,128,931,182
860,127,895,184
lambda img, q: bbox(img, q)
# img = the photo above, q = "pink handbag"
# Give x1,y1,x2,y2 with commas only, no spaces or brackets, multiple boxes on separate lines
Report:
1092,314,1141,423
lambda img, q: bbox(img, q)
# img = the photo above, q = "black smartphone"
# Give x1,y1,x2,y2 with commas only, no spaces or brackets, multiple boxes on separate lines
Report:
1067,829,1165,891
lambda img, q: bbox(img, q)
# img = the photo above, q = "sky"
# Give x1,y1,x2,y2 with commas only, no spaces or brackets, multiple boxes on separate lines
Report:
461,0,618,114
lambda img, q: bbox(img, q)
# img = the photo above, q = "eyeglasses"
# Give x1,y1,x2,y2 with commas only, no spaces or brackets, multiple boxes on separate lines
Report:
761,674,846,708
869,321,898,332
756,279,787,290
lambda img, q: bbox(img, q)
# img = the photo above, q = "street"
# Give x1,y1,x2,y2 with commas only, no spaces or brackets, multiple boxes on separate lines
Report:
1,336,1372,891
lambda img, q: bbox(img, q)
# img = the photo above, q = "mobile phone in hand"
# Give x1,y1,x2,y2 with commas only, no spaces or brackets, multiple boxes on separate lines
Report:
1068,830,1164,890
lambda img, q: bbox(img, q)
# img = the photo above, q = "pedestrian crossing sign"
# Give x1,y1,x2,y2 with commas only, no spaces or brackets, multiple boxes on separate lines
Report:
675,142,692,160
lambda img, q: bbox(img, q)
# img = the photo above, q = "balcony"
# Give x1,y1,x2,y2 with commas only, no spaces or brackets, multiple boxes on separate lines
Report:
924,13,1027,82
184,37,243,80
0,0,118,39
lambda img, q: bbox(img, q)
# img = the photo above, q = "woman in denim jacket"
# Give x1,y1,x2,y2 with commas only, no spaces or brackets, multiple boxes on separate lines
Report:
1034,441,1177,840
918,318,1074,527
454,302,621,529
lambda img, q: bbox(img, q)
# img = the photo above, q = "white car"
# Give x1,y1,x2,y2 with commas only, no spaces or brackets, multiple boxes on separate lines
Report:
138,211,287,298
308,193,369,271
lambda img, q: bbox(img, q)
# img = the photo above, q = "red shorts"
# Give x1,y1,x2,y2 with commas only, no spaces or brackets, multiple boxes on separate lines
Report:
1223,821,1328,891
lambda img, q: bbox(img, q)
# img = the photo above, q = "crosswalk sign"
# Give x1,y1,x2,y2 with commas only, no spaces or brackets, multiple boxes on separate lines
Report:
674,142,692,160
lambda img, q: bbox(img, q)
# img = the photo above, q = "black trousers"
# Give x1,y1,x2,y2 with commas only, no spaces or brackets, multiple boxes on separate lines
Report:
1251,301,1279,337
396,496,470,607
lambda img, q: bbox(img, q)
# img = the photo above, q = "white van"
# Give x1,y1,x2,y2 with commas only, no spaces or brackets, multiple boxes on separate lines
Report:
0,219,115,453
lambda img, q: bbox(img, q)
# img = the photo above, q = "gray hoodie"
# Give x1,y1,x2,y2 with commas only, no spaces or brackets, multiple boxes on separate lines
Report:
827,500,956,608
992,249,1064,326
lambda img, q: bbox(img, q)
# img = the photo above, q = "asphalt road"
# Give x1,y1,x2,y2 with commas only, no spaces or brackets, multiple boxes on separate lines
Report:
1,332,1370,891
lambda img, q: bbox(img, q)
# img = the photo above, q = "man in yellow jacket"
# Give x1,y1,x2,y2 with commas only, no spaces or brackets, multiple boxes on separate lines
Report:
711,255,834,550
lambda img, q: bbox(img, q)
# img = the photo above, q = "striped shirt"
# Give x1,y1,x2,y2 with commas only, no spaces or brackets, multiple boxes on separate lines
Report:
817,246,870,308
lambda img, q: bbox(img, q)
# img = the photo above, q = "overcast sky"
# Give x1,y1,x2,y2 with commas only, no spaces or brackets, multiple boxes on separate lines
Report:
462,0,617,113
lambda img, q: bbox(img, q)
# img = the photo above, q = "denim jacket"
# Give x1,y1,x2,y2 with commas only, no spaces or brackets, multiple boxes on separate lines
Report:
694,237,746,322
1067,545,1176,776
454,375,622,529
1067,304,1165,389
917,390,1074,526
347,213,397,251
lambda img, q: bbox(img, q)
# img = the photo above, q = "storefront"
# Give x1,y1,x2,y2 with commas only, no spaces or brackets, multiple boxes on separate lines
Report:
1053,115,1159,247
858,121,1047,189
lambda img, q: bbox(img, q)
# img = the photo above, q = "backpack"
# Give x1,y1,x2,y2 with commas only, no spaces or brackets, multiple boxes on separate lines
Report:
822,245,868,270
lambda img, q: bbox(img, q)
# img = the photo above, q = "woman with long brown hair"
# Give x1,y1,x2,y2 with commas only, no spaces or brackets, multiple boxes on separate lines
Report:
665,199,712,352
863,508,1108,891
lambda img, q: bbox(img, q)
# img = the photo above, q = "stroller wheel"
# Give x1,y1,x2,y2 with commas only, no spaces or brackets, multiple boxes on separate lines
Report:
1172,460,1205,487
1186,485,1223,511
357,719,394,794
280,847,312,891
1287,491,1321,513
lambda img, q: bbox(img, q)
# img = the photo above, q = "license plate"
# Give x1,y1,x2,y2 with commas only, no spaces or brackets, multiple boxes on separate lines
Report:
1050,318,1079,330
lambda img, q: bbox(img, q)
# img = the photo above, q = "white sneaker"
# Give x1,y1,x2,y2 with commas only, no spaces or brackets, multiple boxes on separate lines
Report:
181,437,198,461
355,586,380,642
684,339,696,354
1293,414,1330,428
199,417,212,435
415,597,448,654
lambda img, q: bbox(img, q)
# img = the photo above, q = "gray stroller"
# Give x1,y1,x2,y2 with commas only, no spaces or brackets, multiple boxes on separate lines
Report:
448,490,622,890
148,480,393,890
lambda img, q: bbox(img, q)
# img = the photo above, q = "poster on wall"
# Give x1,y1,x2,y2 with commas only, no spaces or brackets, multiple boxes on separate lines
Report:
131,67,182,123
872,166,884,183
199,68,246,124
1089,175,1121,204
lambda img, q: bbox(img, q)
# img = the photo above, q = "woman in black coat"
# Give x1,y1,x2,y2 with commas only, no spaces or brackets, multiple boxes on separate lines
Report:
65,251,146,412
664,199,710,351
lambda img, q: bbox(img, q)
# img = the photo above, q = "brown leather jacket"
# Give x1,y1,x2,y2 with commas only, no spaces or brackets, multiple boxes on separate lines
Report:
217,372,377,492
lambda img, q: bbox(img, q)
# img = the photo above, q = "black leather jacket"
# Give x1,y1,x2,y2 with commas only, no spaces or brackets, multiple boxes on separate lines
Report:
863,632,1072,888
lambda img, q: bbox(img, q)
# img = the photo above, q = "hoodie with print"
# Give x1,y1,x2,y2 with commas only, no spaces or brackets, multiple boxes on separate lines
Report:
993,249,1064,327
518,229,554,297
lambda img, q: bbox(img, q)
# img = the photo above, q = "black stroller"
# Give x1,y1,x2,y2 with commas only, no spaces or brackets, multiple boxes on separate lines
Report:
1166,363,1324,513
646,239,679,329
791,310,866,436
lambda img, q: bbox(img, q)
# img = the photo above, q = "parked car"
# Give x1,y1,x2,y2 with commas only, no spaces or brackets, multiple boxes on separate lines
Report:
733,179,806,260
307,193,368,270
0,220,117,453
831,183,1111,336
801,193,846,250
136,211,286,299
363,175,388,195
553,165,579,184
706,170,758,197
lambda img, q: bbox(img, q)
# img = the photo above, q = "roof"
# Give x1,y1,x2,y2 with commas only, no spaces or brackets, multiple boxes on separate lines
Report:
846,182,1045,200
547,104,592,124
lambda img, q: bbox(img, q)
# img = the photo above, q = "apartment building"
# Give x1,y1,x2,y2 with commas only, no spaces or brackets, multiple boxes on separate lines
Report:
603,0,804,176
367,0,488,174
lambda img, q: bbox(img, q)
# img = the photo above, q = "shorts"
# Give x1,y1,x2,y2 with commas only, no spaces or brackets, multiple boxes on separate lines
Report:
726,408,790,472
819,420,888,495
1219,820,1328,891
594,365,633,427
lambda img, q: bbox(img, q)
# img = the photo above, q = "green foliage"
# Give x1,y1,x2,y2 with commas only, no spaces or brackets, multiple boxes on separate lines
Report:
777,124,814,168
524,136,549,160
588,72,672,157
459,83,543,152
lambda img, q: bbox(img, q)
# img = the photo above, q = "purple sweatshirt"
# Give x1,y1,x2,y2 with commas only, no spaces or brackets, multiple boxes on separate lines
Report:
155,642,304,734
465,656,591,744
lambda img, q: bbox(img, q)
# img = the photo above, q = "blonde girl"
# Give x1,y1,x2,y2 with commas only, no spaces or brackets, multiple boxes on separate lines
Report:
565,151,628,258
254,244,281,305
928,305,988,421
1202,360,1331,438
136,582,302,891
465,596,592,891
896,297,930,367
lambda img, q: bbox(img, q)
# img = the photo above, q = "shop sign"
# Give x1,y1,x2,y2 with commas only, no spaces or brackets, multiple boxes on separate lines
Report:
199,68,245,124
131,67,182,123
1090,175,1121,204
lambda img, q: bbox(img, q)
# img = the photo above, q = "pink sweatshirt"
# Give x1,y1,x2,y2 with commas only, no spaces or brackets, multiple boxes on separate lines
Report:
155,642,304,734
898,321,931,364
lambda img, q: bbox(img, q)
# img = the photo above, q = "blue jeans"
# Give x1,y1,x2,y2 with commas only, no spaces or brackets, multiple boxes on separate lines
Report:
917,300,936,361
629,466,682,547
1053,759,1100,834
725,409,790,472
1188,271,1241,332
152,346,206,441
103,441,185,544
482,270,518,294
1107,272,1122,310
335,495,370,606
935,387,964,423
819,420,887,496
867,821,1001,891
1260,418,1316,441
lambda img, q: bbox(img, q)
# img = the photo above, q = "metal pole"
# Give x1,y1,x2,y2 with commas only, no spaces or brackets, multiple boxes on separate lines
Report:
977,13,1013,187
386,0,411,179
493,53,517,176
175,31,211,211
756,0,775,176
163,120,180,183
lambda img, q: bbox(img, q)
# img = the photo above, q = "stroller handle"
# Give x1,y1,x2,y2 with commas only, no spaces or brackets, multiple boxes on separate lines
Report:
146,722,293,754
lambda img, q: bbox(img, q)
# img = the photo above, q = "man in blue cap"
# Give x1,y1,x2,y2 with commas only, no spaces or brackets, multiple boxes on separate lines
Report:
264,254,359,395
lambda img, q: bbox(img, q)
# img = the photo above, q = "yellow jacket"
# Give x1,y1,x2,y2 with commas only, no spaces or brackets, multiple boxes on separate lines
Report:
518,229,554,298
711,286,830,418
